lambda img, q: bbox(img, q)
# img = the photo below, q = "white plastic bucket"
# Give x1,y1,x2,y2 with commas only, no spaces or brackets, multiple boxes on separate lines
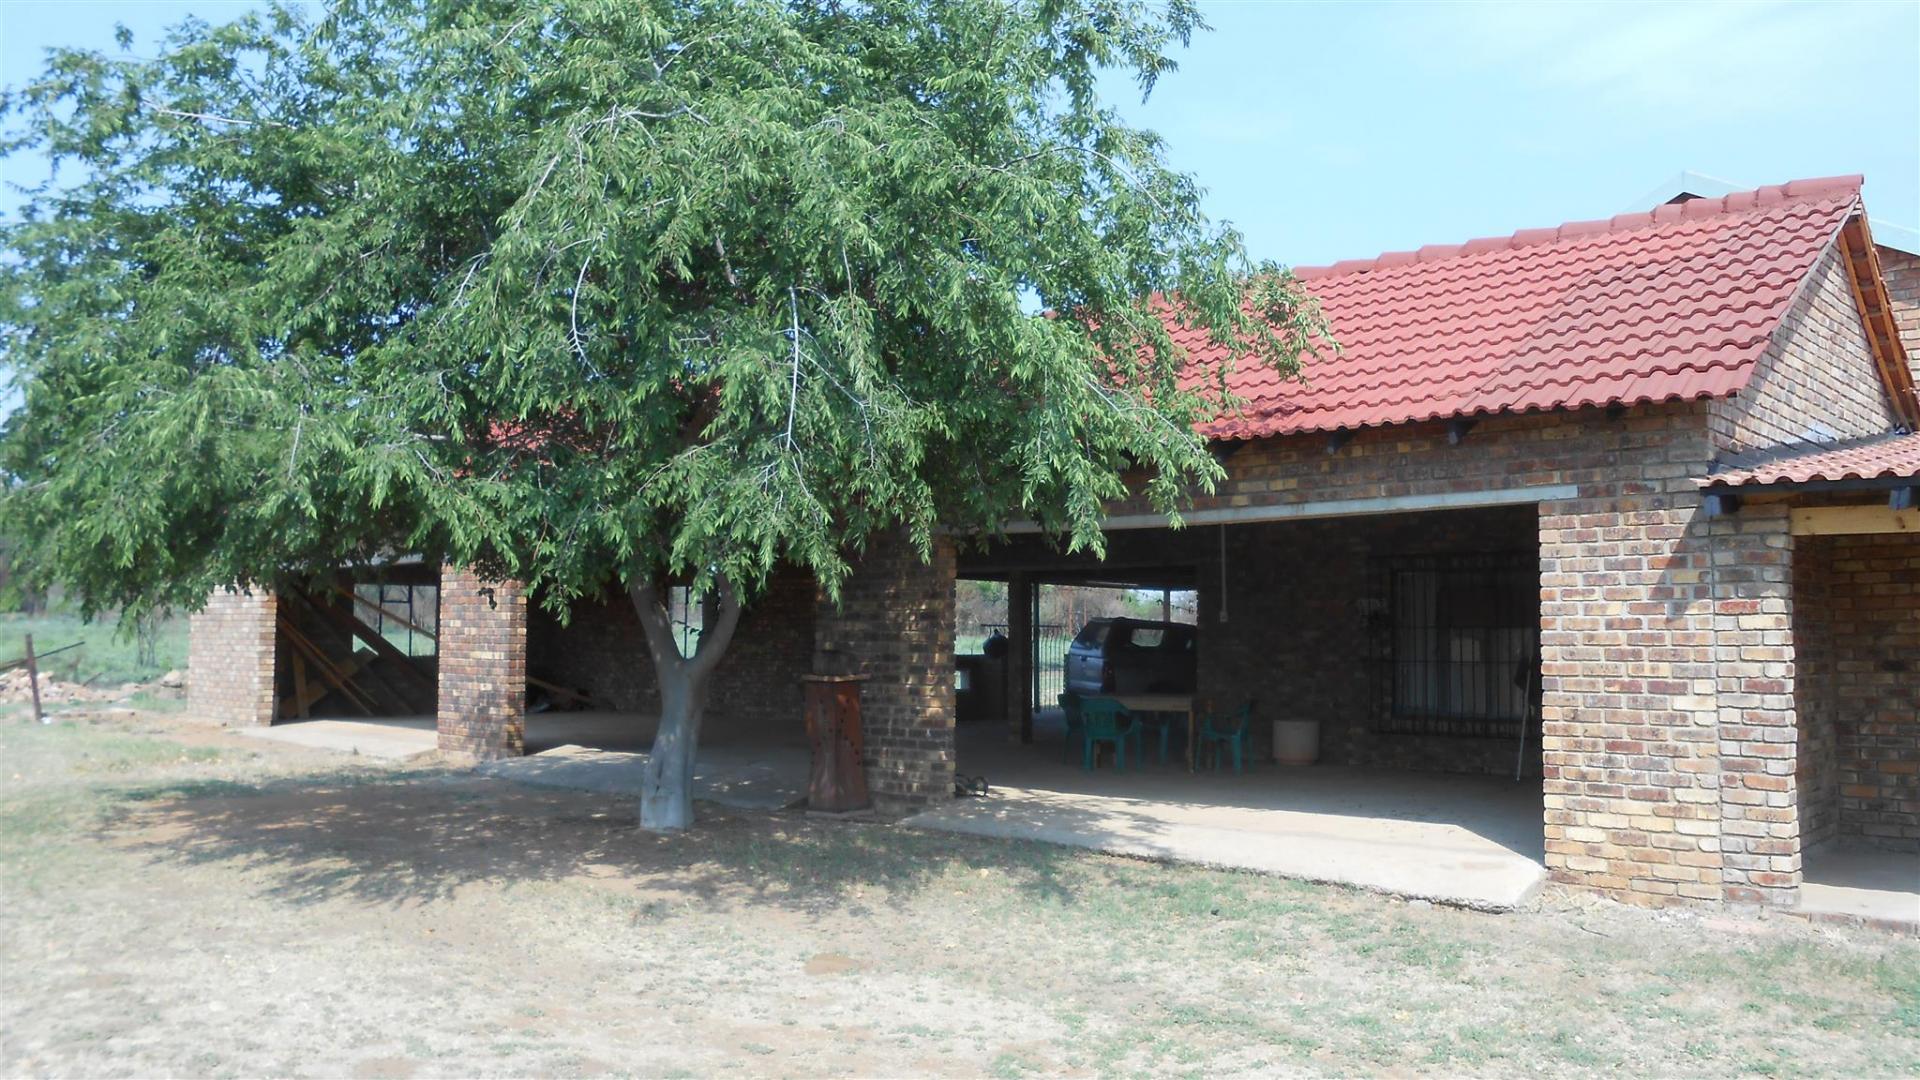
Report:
1272,718,1321,766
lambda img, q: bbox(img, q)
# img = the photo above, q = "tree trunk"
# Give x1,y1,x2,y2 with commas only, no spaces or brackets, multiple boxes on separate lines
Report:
639,668,705,830
629,576,743,832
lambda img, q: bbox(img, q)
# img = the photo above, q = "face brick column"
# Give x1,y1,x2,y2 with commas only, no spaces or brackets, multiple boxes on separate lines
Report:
815,532,956,813
1541,485,1806,908
1538,491,1726,905
187,588,278,726
1709,506,1801,906
435,566,528,759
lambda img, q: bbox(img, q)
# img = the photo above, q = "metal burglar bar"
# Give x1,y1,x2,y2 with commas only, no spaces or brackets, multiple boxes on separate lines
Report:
979,622,1069,709
1377,551,1537,739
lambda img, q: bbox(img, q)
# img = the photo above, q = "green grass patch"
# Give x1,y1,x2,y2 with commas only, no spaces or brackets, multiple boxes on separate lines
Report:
0,609,186,685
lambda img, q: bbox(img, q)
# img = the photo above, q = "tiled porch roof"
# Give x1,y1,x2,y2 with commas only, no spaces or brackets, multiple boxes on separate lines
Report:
1701,431,1920,488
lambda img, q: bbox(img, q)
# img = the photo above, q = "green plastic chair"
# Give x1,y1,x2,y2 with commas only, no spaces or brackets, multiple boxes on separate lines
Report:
1136,710,1175,765
1057,691,1085,765
1079,697,1138,771
1197,700,1254,773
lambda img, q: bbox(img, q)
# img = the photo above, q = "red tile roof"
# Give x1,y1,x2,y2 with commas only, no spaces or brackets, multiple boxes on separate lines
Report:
1184,176,1867,440
1701,431,1920,488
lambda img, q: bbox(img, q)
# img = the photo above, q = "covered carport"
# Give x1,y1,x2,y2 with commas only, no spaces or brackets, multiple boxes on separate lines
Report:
939,493,1556,909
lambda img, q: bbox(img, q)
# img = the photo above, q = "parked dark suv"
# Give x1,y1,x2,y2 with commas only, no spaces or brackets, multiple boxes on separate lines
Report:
1063,617,1197,695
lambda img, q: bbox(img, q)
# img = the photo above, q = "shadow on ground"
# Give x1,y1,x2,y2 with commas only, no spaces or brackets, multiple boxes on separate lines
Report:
106,767,1094,915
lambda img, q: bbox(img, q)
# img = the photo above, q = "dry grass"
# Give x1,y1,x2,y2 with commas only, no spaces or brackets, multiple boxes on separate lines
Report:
2,709,1916,1078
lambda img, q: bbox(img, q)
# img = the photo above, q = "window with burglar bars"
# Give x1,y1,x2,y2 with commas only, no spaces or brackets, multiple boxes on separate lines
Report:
1380,552,1537,738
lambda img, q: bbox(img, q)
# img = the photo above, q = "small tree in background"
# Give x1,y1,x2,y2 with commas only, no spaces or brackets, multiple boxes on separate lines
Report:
1,0,1324,829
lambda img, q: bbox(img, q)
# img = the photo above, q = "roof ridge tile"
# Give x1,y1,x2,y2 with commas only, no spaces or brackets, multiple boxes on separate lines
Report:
1292,175,1859,281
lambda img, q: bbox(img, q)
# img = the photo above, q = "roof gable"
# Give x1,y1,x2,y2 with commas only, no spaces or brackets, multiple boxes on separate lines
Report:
1187,176,1886,440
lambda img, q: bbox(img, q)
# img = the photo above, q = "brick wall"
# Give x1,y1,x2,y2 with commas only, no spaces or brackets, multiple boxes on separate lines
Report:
1792,548,1838,849
1198,505,1539,775
1707,505,1801,904
526,567,817,746
1708,239,1896,452
1108,407,1648,520
435,566,527,759
187,588,278,726
815,532,956,812
1795,532,1920,851
1879,245,1920,385
1536,483,1724,906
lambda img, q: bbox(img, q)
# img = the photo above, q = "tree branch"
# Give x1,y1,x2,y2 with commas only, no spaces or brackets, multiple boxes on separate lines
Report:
784,287,802,450
141,97,289,129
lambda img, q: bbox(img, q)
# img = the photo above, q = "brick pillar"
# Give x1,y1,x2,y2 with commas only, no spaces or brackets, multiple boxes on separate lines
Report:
1709,506,1801,906
1539,494,1725,905
187,588,278,726
435,566,527,759
814,531,956,813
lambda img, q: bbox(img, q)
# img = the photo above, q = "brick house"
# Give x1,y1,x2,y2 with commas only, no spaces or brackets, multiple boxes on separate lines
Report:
190,176,1918,910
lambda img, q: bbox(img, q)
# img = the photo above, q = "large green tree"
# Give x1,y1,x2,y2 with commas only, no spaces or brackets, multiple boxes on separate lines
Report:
1,0,1322,828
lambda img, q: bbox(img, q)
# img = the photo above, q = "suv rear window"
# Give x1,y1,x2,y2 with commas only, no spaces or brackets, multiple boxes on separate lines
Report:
1123,626,1166,648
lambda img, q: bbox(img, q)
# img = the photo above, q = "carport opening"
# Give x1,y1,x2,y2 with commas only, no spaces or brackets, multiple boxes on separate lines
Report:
951,504,1547,867
272,566,440,723
958,579,1198,725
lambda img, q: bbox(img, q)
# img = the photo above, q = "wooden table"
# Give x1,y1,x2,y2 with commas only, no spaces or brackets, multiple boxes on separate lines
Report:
1103,693,1199,771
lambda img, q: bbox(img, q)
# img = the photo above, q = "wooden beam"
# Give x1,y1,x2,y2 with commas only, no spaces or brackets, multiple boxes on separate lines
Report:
1789,505,1920,536
527,676,595,710
298,589,434,692
1838,216,1920,428
291,652,312,719
276,617,375,716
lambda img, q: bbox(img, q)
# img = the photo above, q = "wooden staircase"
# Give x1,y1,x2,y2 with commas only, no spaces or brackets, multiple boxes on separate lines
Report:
276,587,437,719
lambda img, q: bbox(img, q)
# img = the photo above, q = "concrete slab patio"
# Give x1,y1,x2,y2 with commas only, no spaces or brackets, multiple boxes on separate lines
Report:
239,717,437,761
1801,844,1920,932
477,743,809,812
255,712,811,812
905,720,1548,911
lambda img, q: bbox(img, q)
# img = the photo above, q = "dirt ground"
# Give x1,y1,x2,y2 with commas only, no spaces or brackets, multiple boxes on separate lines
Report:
2,710,1916,1079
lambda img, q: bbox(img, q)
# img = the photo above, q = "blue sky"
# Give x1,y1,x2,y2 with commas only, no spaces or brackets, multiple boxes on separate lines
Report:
2,0,1917,267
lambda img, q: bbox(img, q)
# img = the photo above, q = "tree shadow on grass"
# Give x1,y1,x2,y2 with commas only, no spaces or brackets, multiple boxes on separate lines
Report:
105,768,1093,915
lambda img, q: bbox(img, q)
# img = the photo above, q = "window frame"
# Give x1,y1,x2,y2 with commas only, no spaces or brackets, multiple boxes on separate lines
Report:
1376,550,1538,739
